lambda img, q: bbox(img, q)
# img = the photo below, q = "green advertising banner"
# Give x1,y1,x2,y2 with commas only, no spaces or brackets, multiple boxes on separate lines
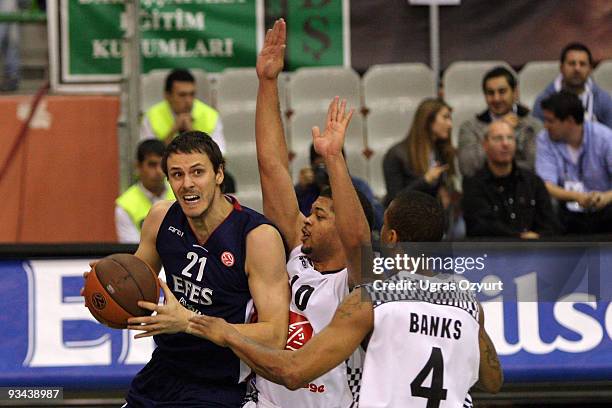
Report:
50,0,263,89
48,0,349,92
286,0,349,70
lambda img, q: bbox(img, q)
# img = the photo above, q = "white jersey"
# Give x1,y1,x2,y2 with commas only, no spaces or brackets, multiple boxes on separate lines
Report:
256,246,355,408
358,272,480,408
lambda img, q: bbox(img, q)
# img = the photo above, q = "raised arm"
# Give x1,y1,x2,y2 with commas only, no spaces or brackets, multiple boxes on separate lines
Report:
187,288,373,390
313,97,371,287
256,19,303,248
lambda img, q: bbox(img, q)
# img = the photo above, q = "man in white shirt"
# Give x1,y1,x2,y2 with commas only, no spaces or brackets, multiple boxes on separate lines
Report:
115,139,174,243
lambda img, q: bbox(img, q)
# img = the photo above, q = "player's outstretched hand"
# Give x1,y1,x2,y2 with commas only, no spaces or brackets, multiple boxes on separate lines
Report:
187,314,236,347
312,96,354,159
256,18,286,81
79,260,97,298
127,279,193,338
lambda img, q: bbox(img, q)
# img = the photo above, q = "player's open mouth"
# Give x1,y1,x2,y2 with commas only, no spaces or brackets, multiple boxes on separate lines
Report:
183,195,200,203
301,227,310,240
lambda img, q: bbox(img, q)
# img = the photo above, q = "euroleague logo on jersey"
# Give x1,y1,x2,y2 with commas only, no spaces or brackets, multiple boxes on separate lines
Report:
286,311,314,351
221,251,235,267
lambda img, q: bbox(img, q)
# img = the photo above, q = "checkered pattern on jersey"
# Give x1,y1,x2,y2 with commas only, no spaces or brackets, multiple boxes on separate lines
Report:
361,274,480,322
346,364,362,407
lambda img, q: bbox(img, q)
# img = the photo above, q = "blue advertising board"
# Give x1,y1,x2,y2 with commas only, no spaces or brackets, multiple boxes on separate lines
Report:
0,243,611,387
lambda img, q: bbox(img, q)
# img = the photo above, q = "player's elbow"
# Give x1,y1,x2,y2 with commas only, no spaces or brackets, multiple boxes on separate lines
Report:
478,371,504,394
282,369,308,391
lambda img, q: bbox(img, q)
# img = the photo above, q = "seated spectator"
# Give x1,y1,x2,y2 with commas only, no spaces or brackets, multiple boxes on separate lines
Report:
140,69,226,152
458,66,542,177
463,121,559,239
115,140,175,243
536,91,612,234
532,42,612,129
295,143,384,230
383,98,456,210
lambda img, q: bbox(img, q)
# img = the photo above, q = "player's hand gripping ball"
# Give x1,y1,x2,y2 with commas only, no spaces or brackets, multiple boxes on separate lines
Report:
83,254,160,329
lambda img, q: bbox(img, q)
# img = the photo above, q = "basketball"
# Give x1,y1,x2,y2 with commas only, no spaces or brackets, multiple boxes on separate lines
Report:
83,254,160,329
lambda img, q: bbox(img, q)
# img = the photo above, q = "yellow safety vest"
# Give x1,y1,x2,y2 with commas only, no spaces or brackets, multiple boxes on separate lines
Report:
116,184,175,231
146,99,219,141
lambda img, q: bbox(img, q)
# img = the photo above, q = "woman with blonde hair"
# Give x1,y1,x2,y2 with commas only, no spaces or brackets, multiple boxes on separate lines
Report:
383,98,456,209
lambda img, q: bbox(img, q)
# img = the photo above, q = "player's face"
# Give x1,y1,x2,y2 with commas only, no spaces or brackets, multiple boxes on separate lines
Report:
483,122,516,165
137,153,165,195
430,106,452,141
484,76,515,116
166,81,196,114
561,50,591,89
166,151,223,219
301,197,342,259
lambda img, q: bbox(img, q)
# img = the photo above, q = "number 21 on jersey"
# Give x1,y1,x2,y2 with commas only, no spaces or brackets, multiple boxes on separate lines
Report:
181,251,207,282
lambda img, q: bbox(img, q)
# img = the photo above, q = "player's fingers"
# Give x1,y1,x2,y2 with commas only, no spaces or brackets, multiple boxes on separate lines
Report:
338,99,347,121
264,28,272,45
344,108,355,128
278,19,286,44
158,279,174,300
311,126,321,141
137,300,158,311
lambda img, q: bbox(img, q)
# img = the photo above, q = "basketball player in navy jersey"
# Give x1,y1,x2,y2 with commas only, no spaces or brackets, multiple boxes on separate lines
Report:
85,132,289,407
187,119,504,406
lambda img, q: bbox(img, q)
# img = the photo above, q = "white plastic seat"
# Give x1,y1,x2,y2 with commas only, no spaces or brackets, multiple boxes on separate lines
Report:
594,59,612,95
365,107,415,198
444,61,515,113
289,109,366,182
216,68,259,114
363,63,435,110
221,109,260,195
288,67,361,112
519,61,558,110
141,69,213,112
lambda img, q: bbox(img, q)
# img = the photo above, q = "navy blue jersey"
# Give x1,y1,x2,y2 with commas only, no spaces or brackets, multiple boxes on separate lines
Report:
153,196,272,384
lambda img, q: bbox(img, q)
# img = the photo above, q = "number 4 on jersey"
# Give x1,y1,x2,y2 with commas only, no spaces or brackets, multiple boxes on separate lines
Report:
410,347,448,408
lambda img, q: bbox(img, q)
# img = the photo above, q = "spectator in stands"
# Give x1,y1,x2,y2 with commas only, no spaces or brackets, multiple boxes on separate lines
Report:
536,91,612,234
458,66,542,178
383,98,456,210
140,69,226,153
532,42,612,129
115,140,174,243
0,0,23,92
295,143,384,230
463,120,558,239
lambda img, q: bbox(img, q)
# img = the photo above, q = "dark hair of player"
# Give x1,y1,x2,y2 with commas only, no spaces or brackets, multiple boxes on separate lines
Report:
387,190,445,242
161,131,225,176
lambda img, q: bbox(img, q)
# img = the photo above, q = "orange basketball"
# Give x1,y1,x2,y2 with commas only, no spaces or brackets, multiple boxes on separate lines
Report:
83,254,160,329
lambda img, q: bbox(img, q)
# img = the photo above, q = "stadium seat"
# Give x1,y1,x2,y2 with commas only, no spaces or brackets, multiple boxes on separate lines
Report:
289,109,366,183
141,69,213,112
594,59,612,95
444,60,515,113
288,67,361,112
363,63,435,110
216,68,259,114
366,106,415,198
519,61,558,110
221,109,261,204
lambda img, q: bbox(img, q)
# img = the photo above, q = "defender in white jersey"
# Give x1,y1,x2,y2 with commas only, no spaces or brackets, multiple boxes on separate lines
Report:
227,19,372,408
189,190,503,407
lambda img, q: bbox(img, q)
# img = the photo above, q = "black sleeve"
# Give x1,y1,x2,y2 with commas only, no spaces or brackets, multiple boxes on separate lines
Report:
532,175,561,236
462,176,518,237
